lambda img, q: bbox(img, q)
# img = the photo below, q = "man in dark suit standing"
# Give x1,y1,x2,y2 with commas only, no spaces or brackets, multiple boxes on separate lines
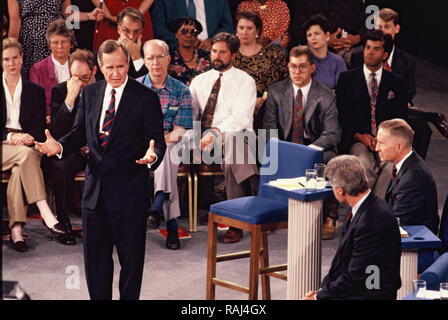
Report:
95,7,149,81
49,49,97,245
302,155,402,300
376,119,439,235
336,29,408,196
36,40,166,300
263,45,342,239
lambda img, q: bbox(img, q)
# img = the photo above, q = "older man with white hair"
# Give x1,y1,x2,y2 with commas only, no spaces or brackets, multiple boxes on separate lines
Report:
139,39,194,250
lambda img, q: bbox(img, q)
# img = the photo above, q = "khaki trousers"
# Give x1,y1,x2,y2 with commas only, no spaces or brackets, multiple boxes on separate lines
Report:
2,143,47,227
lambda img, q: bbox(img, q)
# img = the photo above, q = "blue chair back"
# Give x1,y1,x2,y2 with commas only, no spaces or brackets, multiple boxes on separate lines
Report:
258,140,323,199
439,194,448,254
420,252,448,291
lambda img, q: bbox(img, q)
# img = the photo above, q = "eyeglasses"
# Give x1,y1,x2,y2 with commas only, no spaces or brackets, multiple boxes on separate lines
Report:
144,53,169,61
288,63,311,73
50,39,70,47
74,72,93,83
179,27,200,36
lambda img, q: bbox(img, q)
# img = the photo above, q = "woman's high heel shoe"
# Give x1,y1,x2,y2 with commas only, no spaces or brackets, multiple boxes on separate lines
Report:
42,220,68,235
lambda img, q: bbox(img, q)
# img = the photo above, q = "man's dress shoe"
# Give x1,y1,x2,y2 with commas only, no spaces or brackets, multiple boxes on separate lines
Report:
147,210,161,229
223,228,243,243
58,233,76,245
166,230,180,250
433,113,448,139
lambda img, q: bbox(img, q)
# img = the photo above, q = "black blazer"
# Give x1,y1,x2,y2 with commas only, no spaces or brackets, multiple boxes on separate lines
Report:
351,47,417,104
50,82,80,140
317,192,402,300
386,151,440,235
336,67,408,154
59,78,166,212
1,78,46,142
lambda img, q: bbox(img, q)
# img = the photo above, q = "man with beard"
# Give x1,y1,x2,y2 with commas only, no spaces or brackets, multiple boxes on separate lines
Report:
189,32,258,243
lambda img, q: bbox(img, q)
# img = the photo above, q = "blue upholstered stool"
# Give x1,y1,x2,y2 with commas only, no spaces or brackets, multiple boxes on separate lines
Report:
206,140,323,300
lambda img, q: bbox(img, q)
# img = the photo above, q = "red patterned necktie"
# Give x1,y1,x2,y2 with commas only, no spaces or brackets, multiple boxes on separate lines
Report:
291,89,304,144
201,73,223,130
369,73,379,136
392,164,397,181
99,89,116,148
384,61,392,71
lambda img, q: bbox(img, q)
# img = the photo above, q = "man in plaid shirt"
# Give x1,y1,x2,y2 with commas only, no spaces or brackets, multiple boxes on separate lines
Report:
139,39,193,250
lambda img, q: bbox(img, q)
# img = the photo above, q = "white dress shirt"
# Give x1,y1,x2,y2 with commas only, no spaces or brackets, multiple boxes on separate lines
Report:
395,150,413,174
363,64,383,96
3,73,22,141
52,55,70,83
189,67,256,133
351,189,372,220
386,45,395,69
187,0,208,40
99,77,128,134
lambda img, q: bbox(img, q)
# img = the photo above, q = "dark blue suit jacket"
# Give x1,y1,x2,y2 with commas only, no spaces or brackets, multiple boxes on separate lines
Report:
59,78,166,212
386,151,440,235
151,0,234,49
317,192,402,300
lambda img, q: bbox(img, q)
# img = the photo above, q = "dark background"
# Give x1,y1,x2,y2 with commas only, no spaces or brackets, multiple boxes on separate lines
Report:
365,0,448,68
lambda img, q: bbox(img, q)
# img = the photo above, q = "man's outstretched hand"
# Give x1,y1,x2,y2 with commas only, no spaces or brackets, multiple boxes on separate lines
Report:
35,129,62,156
136,139,157,165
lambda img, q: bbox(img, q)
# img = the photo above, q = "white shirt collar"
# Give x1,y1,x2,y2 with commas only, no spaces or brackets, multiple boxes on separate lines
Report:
2,72,22,104
395,150,413,174
387,45,395,67
363,64,383,94
351,189,372,219
105,76,129,97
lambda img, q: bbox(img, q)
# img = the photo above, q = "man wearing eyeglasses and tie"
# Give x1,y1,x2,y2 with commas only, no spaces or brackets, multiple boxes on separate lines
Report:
49,49,97,246
263,45,342,240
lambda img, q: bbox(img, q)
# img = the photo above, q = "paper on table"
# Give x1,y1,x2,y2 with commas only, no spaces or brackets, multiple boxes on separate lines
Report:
400,226,409,238
416,289,440,300
268,177,307,191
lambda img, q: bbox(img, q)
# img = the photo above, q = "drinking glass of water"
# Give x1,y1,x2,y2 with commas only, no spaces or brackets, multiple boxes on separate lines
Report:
305,169,317,192
314,163,326,189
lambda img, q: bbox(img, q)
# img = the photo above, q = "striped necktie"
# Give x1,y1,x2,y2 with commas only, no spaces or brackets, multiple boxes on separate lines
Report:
392,164,397,181
99,89,116,148
369,73,379,136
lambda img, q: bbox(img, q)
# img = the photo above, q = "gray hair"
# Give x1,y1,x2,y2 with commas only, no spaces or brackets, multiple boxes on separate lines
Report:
378,118,414,149
326,155,369,196
97,40,130,66
143,39,170,56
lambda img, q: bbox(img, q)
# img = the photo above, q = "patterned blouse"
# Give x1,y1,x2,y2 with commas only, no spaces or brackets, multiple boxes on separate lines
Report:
168,48,212,87
237,0,291,48
233,44,289,98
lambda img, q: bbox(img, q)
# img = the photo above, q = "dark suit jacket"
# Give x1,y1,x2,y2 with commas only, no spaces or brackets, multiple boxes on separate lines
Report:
351,47,417,104
50,82,80,140
151,0,234,49
336,67,408,154
386,151,440,235
263,78,341,162
1,78,46,142
317,192,402,300
59,78,166,212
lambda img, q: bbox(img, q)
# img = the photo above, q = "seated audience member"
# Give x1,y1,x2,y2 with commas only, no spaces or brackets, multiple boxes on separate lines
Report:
189,32,258,244
302,155,402,300
95,7,149,80
287,0,367,67
167,17,212,86
139,39,193,250
91,0,154,51
2,38,67,252
376,119,440,235
151,0,234,51
233,10,289,128
336,29,408,196
49,49,97,245
304,14,347,91
236,0,291,48
352,8,448,143
262,45,341,239
29,19,75,125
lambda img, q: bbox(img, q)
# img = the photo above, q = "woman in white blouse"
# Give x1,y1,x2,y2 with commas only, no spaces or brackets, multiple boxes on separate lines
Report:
2,38,67,252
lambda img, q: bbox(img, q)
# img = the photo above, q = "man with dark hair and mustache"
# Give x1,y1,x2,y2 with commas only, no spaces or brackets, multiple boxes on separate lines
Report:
189,32,258,243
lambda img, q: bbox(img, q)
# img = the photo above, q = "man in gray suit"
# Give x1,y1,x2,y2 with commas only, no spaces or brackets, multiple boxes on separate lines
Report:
263,45,342,239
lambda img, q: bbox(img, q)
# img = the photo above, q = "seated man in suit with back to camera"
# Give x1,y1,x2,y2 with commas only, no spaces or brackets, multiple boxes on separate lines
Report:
49,49,97,245
376,118,440,235
336,29,408,199
262,45,342,240
302,155,402,300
